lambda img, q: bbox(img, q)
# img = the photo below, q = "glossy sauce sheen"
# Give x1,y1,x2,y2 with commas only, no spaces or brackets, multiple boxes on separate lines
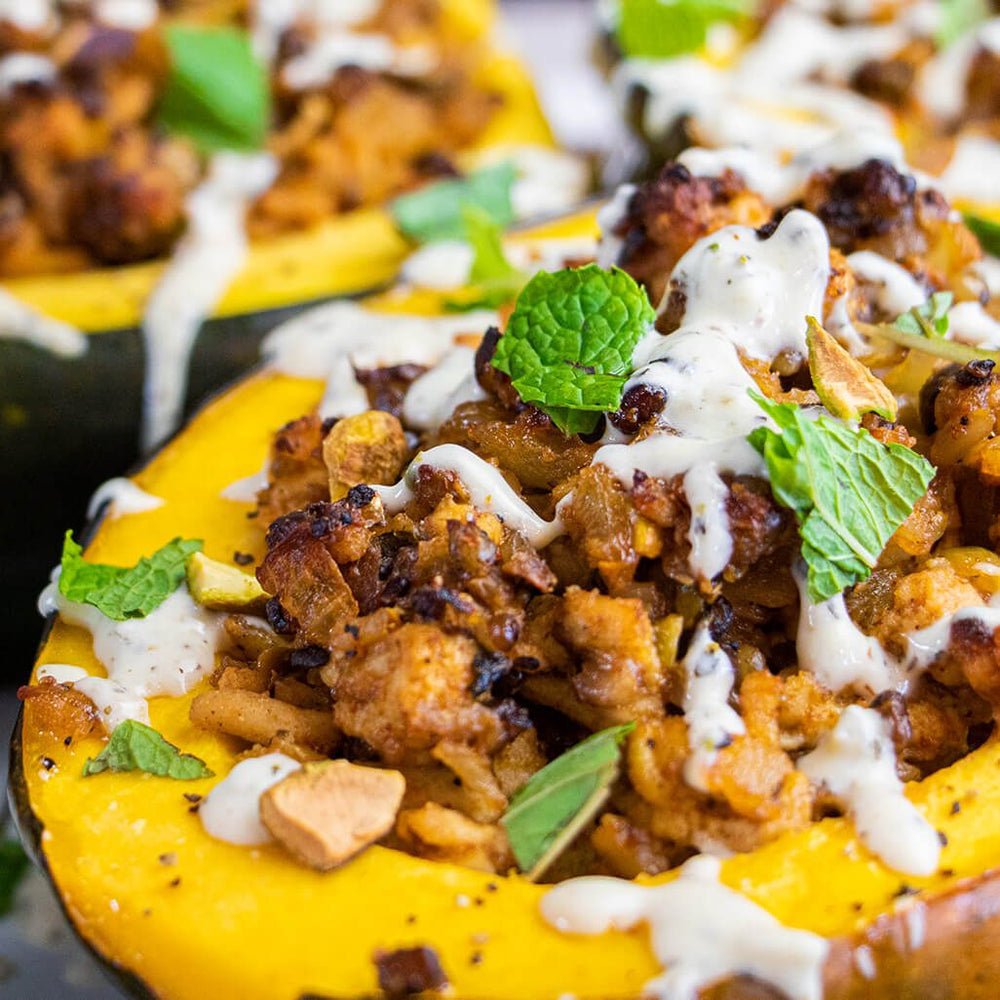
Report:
541,855,829,1000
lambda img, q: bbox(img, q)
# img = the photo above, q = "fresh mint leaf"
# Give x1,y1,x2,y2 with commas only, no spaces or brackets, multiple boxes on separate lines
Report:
83,720,213,780
965,211,1000,257
936,0,988,49
0,840,29,917
616,0,753,59
491,264,655,435
502,723,634,880
392,163,516,243
444,205,527,312
894,292,953,339
748,393,934,603
160,26,269,153
58,531,203,621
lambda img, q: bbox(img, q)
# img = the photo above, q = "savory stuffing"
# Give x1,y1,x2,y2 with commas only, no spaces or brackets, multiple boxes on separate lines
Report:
74,148,990,880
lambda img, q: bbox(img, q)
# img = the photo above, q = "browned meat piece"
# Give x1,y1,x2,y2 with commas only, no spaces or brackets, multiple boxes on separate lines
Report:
258,496,385,646
256,416,331,525
631,471,790,589
800,160,980,284
558,587,665,724
923,361,1000,465
590,813,681,878
331,622,504,765
609,163,770,307
18,678,100,740
354,364,427,419
436,399,596,491
64,131,188,264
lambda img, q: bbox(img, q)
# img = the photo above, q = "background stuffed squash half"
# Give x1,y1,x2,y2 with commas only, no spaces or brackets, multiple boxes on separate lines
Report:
0,0,587,668
17,130,1000,1000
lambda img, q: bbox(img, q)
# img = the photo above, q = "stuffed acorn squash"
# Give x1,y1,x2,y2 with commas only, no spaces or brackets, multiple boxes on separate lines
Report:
0,0,579,669
18,135,1000,1000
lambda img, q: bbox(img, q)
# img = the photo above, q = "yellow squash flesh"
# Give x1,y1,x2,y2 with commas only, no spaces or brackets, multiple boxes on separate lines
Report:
19,211,1000,1000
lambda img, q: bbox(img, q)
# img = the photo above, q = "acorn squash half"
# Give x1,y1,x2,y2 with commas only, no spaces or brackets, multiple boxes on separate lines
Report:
13,209,1000,1000
0,10,559,671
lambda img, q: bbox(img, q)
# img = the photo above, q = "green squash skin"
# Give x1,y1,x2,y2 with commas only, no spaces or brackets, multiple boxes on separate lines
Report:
0,292,380,674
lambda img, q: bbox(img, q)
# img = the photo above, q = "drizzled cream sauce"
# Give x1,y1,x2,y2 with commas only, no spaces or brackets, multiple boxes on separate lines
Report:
681,622,744,791
282,34,433,89
200,753,301,845
261,301,496,419
375,444,564,549
0,287,86,357
402,345,484,433
0,0,53,31
141,151,277,452
39,582,222,698
87,477,164,520
36,663,149,731
541,854,829,1000
0,53,56,94
798,705,942,876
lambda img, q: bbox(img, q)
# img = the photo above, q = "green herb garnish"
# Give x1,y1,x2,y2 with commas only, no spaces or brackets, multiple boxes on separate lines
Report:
936,0,989,49
83,721,213,780
58,531,203,621
0,840,29,917
444,205,527,311
965,211,1000,257
501,723,634,880
616,0,752,59
894,292,953,339
392,162,516,244
491,264,655,435
159,26,270,153
748,393,935,603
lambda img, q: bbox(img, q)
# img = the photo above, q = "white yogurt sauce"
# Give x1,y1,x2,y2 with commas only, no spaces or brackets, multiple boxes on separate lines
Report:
400,240,475,290
36,664,149,731
253,0,381,62
401,345,484,433
141,151,278,451
86,477,164,520
200,753,301,846
541,854,828,1000
0,288,87,358
627,329,767,439
798,705,941,876
0,53,56,95
375,444,564,548
939,135,1000,203
221,459,270,503
903,603,1000,671
664,210,829,361
946,300,1000,349
261,301,496,419
848,251,927,315
282,33,433,89
39,582,222,698
465,145,591,221
0,0,53,31
794,569,905,695
683,463,733,584
92,0,158,30
681,622,745,791
596,183,636,269
918,19,1000,120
